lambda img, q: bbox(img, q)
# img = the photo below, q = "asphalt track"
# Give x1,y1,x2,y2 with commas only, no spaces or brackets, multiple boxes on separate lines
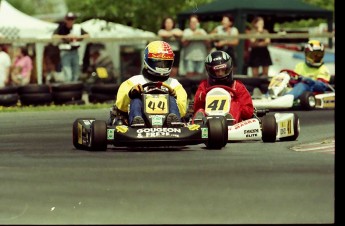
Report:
0,108,335,224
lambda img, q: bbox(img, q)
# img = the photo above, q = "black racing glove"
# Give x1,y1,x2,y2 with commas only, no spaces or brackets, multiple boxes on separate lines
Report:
128,84,143,99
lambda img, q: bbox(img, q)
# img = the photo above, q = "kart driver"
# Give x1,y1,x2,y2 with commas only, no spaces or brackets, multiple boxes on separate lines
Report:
193,50,254,124
114,40,188,126
285,40,331,100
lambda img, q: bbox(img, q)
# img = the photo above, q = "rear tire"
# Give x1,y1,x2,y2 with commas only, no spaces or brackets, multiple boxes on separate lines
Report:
90,120,108,151
206,118,225,150
299,91,316,110
261,115,277,143
279,113,300,141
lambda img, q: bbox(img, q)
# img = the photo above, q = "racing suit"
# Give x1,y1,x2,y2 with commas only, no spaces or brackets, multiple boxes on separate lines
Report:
286,62,331,100
115,74,188,124
193,79,254,124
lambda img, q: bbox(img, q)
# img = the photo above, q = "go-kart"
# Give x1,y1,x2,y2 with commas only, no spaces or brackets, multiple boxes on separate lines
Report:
252,69,335,110
73,82,227,151
190,85,300,142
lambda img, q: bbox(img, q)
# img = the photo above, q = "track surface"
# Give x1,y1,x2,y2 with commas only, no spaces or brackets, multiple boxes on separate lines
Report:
0,108,335,224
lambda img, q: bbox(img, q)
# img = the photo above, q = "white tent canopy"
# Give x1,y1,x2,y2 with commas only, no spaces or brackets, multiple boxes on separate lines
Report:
0,0,58,84
81,18,156,39
80,19,158,81
0,0,58,39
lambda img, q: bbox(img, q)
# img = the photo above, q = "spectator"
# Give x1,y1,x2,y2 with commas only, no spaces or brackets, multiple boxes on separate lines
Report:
0,44,11,87
247,16,272,77
193,50,254,124
10,46,33,86
181,15,209,78
210,14,239,73
86,43,117,84
285,40,331,100
53,12,89,82
158,17,183,77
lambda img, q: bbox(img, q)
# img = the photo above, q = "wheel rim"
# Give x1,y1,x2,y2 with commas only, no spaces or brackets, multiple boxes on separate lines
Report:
308,96,316,107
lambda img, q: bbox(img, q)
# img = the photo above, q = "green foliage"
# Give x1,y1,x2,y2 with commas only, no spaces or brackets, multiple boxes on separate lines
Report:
65,0,213,32
6,0,36,15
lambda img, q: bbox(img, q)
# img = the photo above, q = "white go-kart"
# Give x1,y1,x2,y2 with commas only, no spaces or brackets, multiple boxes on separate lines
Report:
252,69,335,110
190,85,300,142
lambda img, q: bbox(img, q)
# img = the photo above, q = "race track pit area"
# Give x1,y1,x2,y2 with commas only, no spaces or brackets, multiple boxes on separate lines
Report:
290,138,335,154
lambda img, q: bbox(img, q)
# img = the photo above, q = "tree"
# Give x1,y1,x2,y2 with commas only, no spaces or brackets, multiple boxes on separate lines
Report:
65,0,213,32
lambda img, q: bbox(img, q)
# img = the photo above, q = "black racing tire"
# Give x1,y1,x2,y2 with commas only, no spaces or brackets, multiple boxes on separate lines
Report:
73,119,87,150
18,84,51,94
90,120,107,151
261,114,277,143
0,86,18,94
299,91,316,110
19,93,52,106
52,91,82,103
205,118,225,150
279,113,300,141
51,82,84,92
90,83,119,95
0,93,19,106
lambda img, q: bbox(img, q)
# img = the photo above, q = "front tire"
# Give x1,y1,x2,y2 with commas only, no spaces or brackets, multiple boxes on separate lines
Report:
205,118,226,150
90,120,108,151
261,114,277,143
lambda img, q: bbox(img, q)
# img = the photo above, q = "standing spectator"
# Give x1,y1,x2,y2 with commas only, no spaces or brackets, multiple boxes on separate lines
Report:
10,46,33,86
210,14,239,73
53,12,89,82
158,17,183,77
247,16,272,77
181,15,209,78
0,44,11,87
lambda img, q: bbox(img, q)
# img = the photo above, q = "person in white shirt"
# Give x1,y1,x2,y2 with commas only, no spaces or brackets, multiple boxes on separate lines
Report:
0,44,11,88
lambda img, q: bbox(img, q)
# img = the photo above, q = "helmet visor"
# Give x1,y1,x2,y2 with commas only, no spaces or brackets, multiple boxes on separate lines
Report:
147,58,173,74
306,50,324,63
210,63,232,78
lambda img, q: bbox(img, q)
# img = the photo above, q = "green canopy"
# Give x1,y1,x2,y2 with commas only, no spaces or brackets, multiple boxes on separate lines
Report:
178,0,333,31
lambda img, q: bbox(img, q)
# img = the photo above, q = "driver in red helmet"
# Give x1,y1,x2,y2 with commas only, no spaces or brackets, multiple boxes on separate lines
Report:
193,50,254,124
114,41,188,126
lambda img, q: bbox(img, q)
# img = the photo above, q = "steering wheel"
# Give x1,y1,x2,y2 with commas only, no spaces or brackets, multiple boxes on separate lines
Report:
142,81,170,95
206,84,236,95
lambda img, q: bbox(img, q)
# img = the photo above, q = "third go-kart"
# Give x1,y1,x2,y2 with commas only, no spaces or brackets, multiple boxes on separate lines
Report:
190,85,300,142
252,69,335,110
73,82,227,151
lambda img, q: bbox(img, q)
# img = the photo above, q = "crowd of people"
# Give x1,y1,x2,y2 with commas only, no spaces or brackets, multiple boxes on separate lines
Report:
0,11,330,101
0,44,33,88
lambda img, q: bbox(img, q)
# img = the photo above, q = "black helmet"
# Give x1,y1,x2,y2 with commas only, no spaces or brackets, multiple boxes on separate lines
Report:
205,50,233,86
143,40,175,82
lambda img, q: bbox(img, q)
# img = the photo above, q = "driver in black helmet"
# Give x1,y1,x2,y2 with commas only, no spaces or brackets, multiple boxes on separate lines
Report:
114,41,188,126
193,50,254,124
